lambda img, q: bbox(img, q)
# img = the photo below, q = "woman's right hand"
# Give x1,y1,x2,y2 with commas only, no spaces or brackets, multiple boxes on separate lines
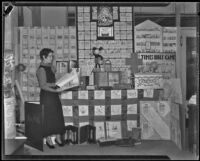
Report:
56,87,65,93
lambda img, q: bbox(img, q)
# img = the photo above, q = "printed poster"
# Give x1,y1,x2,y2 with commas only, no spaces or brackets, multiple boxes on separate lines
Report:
127,89,138,98
143,89,154,98
135,74,163,89
111,105,121,115
79,122,89,127
127,104,137,114
94,122,105,140
140,101,171,140
94,105,105,116
127,120,137,131
79,105,89,116
62,106,73,117
94,90,105,99
111,90,121,99
61,91,72,99
78,90,88,99
106,121,122,139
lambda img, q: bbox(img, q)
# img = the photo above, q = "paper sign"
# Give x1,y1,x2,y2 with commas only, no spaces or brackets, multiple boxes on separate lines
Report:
127,89,138,98
78,90,88,99
94,122,105,140
135,74,163,89
94,90,105,99
106,121,122,139
127,104,137,114
111,105,121,115
79,122,89,127
61,91,72,99
143,89,154,98
127,120,137,131
79,105,88,116
111,90,121,99
94,105,105,116
62,106,73,117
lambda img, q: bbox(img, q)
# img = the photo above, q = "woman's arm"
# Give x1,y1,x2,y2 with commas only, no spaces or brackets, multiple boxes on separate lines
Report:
36,68,59,93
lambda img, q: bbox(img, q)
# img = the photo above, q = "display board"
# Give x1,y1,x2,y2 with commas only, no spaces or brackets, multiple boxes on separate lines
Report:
78,6,133,84
19,26,77,101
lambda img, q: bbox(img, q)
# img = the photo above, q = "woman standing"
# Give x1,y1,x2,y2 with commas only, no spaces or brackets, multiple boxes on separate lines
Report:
36,48,65,149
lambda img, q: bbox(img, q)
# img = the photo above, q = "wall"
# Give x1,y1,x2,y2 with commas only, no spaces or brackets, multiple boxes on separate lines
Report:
41,7,67,27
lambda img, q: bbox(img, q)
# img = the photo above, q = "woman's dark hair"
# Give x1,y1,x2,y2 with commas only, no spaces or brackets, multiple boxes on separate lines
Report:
39,48,54,60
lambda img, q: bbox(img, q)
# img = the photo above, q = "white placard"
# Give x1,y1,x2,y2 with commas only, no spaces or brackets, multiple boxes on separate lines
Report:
94,122,105,140
127,89,138,98
94,105,105,116
143,89,154,98
111,90,121,99
61,91,72,99
127,104,137,114
65,122,74,126
106,121,122,139
78,90,88,99
135,74,163,89
111,105,121,115
94,90,105,99
79,105,88,116
62,106,73,117
79,122,89,127
127,120,137,131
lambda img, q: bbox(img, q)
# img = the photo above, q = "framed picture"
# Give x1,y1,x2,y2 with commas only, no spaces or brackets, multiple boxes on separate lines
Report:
108,71,120,87
56,61,68,74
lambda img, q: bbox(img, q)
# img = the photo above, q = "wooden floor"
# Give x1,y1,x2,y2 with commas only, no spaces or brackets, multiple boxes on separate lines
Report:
3,140,197,160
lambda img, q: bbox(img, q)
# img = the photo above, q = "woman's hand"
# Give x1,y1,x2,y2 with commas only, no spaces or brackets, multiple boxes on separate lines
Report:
56,87,66,93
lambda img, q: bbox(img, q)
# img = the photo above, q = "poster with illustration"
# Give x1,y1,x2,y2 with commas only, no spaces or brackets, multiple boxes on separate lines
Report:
94,122,105,140
78,90,88,99
143,89,154,98
94,90,105,99
127,89,138,98
95,105,105,116
111,90,121,99
62,106,73,117
140,101,171,140
127,120,137,131
78,105,89,116
127,104,137,114
106,121,122,139
111,105,121,115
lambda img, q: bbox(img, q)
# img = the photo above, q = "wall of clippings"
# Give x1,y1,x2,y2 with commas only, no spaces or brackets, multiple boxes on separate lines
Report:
77,6,133,85
19,26,77,101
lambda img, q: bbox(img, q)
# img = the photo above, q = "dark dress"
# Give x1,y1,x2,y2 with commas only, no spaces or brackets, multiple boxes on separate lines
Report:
39,65,65,137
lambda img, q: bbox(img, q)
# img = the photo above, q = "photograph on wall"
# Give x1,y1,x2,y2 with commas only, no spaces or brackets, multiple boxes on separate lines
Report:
143,89,154,98
56,61,68,74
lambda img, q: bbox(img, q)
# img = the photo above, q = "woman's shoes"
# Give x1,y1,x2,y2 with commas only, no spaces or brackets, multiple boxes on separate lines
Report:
55,139,65,147
46,140,55,149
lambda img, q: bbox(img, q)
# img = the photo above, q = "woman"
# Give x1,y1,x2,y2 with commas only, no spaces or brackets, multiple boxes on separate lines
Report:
36,48,65,149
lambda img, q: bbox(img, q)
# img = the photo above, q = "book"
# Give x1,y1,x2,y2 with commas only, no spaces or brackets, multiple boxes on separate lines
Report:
56,68,80,90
